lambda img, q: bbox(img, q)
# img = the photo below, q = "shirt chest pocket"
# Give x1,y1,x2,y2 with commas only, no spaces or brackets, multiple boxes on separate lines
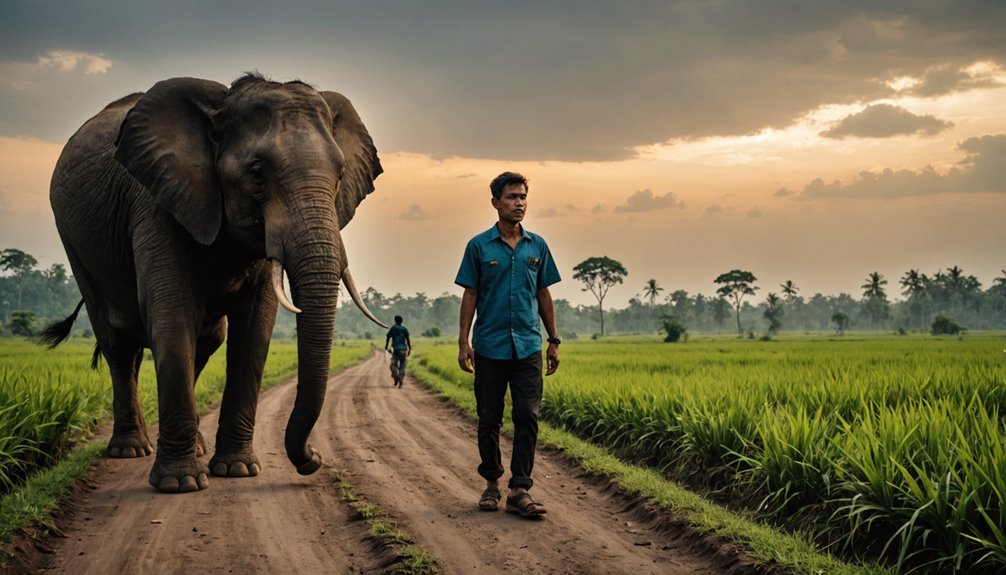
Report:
522,255,541,285
481,258,503,282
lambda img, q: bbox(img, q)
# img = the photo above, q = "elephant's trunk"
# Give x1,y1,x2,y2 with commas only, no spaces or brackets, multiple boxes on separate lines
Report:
274,203,343,475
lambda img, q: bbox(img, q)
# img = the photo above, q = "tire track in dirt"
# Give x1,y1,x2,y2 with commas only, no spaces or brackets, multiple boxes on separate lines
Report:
322,352,727,575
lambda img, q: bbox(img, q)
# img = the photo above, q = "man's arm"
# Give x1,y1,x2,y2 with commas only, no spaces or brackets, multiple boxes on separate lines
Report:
537,287,560,376
405,332,412,356
384,333,391,352
458,287,477,373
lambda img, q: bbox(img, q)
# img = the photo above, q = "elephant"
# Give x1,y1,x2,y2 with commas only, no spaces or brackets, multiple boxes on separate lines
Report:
41,73,386,493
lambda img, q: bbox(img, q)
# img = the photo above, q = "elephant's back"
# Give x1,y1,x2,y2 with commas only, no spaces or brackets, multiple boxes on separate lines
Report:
49,93,148,295
50,93,144,204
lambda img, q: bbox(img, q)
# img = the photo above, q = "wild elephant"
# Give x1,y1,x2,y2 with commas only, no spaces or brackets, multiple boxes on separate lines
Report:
42,73,386,492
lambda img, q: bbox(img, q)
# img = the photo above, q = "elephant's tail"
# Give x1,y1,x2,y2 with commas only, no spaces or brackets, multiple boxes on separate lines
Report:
36,298,86,349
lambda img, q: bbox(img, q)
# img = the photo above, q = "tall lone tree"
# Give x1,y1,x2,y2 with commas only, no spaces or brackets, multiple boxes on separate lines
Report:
714,269,758,337
573,256,627,336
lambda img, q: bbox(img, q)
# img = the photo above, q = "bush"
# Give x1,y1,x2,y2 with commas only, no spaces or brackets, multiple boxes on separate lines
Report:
421,327,442,337
931,315,965,335
9,310,36,337
660,317,688,342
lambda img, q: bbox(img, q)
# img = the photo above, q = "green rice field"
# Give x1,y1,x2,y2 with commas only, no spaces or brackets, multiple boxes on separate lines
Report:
413,333,1006,574
0,338,372,496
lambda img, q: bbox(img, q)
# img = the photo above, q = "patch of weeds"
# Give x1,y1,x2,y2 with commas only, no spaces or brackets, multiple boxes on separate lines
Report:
394,545,438,575
328,469,439,574
369,519,413,544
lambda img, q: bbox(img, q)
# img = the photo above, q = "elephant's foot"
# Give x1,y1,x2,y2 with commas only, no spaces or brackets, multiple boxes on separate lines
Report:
209,448,261,477
195,430,208,457
148,455,210,493
107,430,153,458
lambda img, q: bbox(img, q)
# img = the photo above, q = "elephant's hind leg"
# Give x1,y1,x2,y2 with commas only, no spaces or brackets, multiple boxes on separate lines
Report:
192,320,226,457
106,339,153,458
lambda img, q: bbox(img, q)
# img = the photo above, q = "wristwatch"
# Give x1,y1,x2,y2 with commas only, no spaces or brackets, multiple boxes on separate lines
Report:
546,336,561,346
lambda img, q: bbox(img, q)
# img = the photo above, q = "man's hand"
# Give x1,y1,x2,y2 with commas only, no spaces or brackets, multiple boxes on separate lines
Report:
458,342,475,373
545,342,560,376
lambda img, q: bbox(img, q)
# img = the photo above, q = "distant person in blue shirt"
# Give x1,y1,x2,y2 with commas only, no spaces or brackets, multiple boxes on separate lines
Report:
455,171,561,518
385,315,411,388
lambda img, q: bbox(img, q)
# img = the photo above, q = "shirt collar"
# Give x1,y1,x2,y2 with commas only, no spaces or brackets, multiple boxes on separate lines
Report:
488,222,529,242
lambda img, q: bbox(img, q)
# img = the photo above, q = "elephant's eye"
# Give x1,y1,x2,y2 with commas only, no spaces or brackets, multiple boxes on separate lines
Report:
246,162,266,187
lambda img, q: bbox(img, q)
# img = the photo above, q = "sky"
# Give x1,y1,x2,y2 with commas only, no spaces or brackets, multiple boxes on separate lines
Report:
1,1,1005,309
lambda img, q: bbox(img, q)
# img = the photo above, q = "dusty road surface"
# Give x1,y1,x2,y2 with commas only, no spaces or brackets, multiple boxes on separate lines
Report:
11,352,761,575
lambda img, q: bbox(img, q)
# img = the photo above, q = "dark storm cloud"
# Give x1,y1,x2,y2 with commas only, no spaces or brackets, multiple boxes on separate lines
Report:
2,1,1005,160
796,133,1006,198
821,104,953,139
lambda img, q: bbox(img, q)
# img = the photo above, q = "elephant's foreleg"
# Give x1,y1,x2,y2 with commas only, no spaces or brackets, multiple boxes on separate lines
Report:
147,329,209,493
210,272,278,478
106,339,153,458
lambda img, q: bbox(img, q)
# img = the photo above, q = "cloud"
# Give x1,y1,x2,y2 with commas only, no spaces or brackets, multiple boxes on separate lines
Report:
398,205,430,220
821,104,953,139
591,204,607,214
908,64,1002,97
774,187,796,197
614,189,685,213
538,207,559,218
706,204,726,215
4,2,1006,159
36,50,112,75
795,133,1006,199
748,208,764,218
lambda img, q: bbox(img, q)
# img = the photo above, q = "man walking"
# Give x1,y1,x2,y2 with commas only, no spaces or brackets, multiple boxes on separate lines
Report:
455,171,561,518
385,315,411,387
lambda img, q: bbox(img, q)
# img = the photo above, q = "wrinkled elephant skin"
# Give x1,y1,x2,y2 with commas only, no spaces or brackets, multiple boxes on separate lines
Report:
46,74,383,493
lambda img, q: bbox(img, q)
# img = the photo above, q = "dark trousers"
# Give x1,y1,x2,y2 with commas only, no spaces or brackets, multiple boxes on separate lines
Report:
473,352,542,490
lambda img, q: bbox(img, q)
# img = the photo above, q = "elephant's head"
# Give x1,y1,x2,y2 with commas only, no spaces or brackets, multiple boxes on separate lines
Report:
113,74,385,474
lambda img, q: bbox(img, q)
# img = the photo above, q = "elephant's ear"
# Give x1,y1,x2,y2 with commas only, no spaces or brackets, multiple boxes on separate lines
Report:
115,78,228,245
321,91,383,230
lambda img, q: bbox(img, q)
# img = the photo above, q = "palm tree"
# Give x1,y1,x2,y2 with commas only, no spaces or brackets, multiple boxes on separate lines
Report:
642,278,664,333
861,272,888,300
643,279,664,308
780,280,799,302
900,269,928,329
860,272,890,330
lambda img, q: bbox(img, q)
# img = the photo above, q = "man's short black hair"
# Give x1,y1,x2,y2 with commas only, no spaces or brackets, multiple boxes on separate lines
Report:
489,171,528,198
394,315,403,324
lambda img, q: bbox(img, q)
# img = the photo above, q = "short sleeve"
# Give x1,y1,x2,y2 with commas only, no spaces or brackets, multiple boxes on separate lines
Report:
537,240,561,289
454,240,480,289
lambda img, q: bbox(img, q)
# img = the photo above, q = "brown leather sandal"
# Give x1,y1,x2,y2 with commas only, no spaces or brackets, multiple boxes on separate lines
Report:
505,491,547,517
478,487,501,511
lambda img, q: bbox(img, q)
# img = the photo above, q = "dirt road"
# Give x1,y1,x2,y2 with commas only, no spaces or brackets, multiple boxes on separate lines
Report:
15,352,757,574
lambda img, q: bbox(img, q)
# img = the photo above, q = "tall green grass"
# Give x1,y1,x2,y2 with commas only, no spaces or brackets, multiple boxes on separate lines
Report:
414,333,1006,574
0,337,373,496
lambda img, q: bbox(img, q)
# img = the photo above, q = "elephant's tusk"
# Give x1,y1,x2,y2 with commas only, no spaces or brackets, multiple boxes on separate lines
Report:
342,268,388,328
272,260,302,314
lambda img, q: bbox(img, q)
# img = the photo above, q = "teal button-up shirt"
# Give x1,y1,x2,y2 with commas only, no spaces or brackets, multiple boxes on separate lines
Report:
455,224,561,360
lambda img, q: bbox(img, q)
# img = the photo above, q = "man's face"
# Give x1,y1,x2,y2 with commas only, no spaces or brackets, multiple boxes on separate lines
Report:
492,182,528,224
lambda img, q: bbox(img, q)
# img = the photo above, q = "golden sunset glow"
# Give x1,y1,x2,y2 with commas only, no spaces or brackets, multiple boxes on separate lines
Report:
2,3,1004,307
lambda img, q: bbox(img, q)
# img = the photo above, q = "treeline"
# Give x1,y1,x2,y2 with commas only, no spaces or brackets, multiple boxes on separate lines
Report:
3,246,1005,339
